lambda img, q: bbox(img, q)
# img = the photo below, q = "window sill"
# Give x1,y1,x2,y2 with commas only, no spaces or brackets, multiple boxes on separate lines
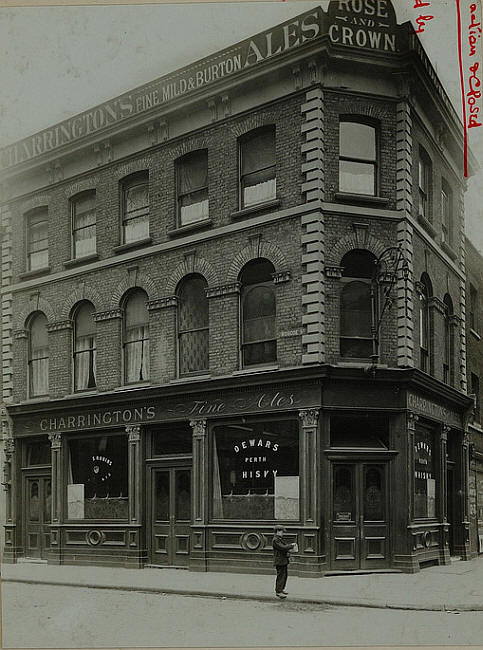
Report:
417,214,437,238
62,390,98,399
63,253,99,268
19,396,51,405
441,241,458,261
167,219,213,238
114,382,151,392
470,328,481,341
19,266,51,280
113,237,152,254
169,374,211,384
232,365,279,376
230,199,281,220
334,192,389,207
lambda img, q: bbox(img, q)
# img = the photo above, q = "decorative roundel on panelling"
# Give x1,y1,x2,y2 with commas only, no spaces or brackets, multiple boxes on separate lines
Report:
86,529,105,546
423,530,432,548
240,532,267,551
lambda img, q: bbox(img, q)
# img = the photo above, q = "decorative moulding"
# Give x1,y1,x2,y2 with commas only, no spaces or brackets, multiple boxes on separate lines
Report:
94,309,123,322
205,283,241,298
147,296,178,310
47,320,73,332
324,265,344,279
272,271,291,284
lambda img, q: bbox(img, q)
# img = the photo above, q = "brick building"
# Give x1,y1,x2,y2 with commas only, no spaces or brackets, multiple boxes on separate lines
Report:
0,1,478,574
466,237,483,555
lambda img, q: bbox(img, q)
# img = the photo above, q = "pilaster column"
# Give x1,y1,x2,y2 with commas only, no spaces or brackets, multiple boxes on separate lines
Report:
48,432,63,524
439,425,451,564
440,425,450,522
2,437,17,557
126,425,142,525
189,419,208,571
407,412,419,523
190,419,208,525
298,409,319,526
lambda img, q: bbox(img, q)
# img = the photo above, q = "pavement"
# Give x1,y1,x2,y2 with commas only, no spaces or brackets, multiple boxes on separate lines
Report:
2,555,483,612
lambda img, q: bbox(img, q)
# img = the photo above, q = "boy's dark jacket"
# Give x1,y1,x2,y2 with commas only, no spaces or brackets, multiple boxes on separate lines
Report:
272,535,293,566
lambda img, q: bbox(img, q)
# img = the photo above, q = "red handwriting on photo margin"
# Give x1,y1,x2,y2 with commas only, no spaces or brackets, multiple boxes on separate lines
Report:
410,0,434,34
457,0,482,177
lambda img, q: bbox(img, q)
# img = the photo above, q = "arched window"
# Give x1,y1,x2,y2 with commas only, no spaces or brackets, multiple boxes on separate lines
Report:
339,119,377,196
28,312,49,397
340,250,376,359
73,302,96,391
239,259,276,367
239,126,276,209
121,171,149,244
176,150,209,227
123,289,149,383
177,275,209,375
418,273,432,373
443,294,454,386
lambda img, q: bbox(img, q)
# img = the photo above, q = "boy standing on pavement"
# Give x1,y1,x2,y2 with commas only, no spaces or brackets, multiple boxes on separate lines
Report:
272,525,296,599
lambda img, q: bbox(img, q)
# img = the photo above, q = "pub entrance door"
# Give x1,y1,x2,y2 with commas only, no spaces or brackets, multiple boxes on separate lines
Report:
23,474,52,559
331,462,389,570
149,464,191,567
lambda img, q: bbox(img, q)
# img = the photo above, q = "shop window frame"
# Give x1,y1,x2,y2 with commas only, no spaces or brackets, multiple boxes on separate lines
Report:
413,424,439,521
209,415,301,524
64,432,130,523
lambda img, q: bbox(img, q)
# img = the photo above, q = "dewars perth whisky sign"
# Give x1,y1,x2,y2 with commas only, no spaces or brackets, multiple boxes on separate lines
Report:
0,2,400,171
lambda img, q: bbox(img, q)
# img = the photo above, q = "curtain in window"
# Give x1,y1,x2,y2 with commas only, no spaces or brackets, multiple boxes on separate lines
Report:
124,178,149,242
30,313,49,396
74,303,96,391
73,193,96,258
178,276,209,375
241,128,276,207
178,151,209,225
339,121,376,196
28,211,49,270
124,290,149,383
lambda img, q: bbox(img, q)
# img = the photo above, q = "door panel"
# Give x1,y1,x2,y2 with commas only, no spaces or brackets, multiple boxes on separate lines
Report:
151,466,191,566
25,476,51,559
331,462,389,570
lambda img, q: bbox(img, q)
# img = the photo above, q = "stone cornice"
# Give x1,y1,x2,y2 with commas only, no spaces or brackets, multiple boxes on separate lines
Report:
147,296,178,310
272,271,291,285
205,283,241,298
47,320,73,332
94,309,123,322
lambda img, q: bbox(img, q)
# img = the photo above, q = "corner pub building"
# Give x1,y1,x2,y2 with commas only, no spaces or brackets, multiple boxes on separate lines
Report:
0,1,479,576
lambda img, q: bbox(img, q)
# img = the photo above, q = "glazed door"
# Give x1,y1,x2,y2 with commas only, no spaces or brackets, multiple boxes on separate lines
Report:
331,463,388,569
151,467,191,566
24,475,51,559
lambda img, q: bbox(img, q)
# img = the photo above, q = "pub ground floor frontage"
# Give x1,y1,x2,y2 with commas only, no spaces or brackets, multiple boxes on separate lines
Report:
2,367,475,575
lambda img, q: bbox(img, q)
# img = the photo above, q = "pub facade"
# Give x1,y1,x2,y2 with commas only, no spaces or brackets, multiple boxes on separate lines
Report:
0,1,477,575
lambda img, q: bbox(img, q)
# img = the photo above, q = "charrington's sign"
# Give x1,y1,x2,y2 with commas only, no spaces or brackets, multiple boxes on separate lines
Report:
1,2,402,171
14,386,320,435
0,8,322,171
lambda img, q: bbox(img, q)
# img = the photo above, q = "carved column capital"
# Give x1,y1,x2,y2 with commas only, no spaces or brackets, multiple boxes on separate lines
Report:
3,437,15,458
190,419,207,438
407,411,419,431
299,408,319,428
441,424,451,441
48,432,62,449
126,425,142,442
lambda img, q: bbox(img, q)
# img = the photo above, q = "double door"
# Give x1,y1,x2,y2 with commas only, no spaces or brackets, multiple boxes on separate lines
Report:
331,462,389,569
150,466,191,566
24,474,51,559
